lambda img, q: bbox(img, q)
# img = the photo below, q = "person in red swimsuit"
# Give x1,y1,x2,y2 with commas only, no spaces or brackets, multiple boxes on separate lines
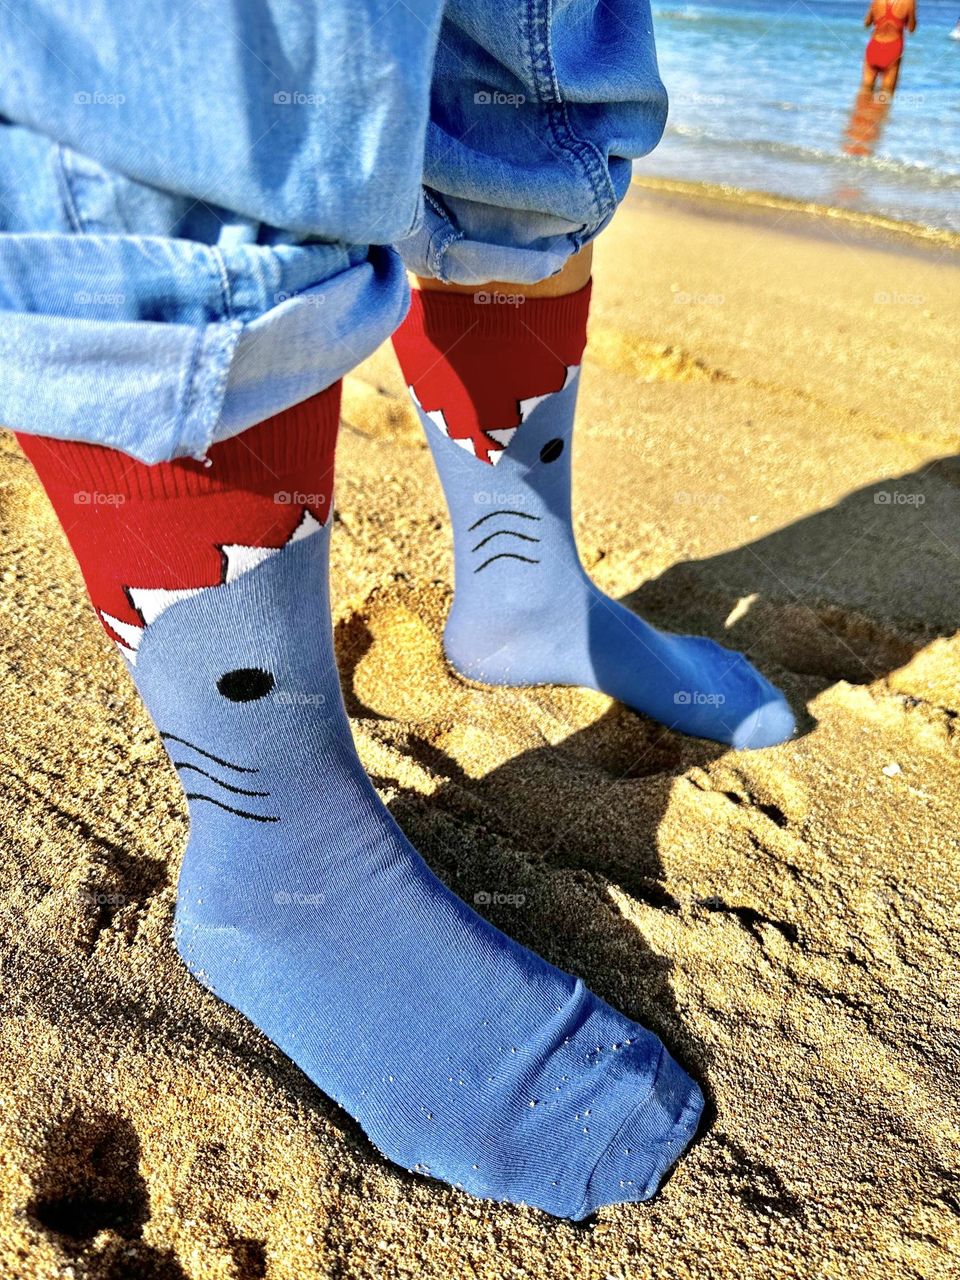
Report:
863,0,917,99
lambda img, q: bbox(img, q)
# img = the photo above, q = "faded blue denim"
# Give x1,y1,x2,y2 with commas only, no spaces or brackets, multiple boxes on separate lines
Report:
0,1,666,462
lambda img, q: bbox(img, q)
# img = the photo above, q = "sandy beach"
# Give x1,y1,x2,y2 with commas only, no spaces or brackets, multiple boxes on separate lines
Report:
0,183,958,1279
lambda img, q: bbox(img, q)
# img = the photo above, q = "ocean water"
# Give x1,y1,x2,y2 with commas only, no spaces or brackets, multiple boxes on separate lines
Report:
643,0,960,230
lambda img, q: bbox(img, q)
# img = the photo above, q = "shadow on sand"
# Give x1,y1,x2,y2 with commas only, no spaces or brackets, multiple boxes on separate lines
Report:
347,455,958,1165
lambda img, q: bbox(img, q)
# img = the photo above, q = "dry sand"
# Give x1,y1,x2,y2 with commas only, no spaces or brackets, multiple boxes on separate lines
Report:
0,185,958,1280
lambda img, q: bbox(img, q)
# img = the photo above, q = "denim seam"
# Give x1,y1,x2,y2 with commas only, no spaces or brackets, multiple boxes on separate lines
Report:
54,146,86,234
175,326,207,456
522,0,618,230
175,320,240,459
206,246,234,321
423,188,464,282
400,184,426,242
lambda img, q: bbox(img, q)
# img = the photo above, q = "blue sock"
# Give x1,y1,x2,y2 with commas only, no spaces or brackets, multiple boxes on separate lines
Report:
393,284,795,750
20,396,703,1220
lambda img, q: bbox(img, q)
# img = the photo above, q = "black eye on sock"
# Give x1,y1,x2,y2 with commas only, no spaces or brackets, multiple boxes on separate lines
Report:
217,668,275,702
539,438,564,463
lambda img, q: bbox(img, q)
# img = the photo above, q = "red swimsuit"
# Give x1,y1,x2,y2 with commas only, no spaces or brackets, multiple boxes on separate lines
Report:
866,2,907,71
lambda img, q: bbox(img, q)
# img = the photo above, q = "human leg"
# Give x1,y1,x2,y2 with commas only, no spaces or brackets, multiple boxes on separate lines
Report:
880,58,902,99
5,1,703,1218
392,0,794,748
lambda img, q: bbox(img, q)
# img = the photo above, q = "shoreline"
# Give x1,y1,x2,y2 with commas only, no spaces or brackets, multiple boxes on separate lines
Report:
630,174,960,255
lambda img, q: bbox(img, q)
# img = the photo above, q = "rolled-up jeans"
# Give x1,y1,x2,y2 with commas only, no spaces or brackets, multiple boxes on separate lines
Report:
0,0,666,462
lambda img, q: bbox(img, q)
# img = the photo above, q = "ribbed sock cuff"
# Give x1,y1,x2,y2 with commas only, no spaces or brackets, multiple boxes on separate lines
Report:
17,384,343,639
16,383,342,503
400,279,592,352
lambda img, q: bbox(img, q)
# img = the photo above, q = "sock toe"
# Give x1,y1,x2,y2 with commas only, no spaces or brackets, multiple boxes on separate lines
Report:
575,1047,704,1219
730,692,797,750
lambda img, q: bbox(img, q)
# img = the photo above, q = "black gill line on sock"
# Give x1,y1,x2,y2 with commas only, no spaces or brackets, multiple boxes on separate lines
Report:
470,529,542,554
172,762,270,798
467,509,541,532
159,731,260,773
184,792,280,823
473,553,541,574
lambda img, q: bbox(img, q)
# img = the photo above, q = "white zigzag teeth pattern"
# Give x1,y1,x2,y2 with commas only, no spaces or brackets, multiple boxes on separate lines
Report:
104,508,324,665
410,366,578,466
128,585,202,624
517,364,579,424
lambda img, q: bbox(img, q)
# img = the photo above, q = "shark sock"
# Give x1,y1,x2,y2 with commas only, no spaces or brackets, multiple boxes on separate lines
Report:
393,283,795,749
17,390,703,1220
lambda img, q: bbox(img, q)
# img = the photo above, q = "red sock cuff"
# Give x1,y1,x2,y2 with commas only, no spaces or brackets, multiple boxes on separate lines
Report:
397,279,591,353
17,385,341,645
17,384,341,504
392,281,591,466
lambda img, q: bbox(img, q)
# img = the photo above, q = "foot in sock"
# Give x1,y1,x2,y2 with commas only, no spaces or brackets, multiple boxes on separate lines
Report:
17,391,703,1220
392,284,795,750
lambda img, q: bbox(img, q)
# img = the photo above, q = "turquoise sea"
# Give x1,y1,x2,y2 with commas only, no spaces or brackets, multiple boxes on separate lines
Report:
643,0,960,230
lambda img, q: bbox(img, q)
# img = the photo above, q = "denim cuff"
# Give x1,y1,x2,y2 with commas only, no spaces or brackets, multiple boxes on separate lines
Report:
1,240,408,463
